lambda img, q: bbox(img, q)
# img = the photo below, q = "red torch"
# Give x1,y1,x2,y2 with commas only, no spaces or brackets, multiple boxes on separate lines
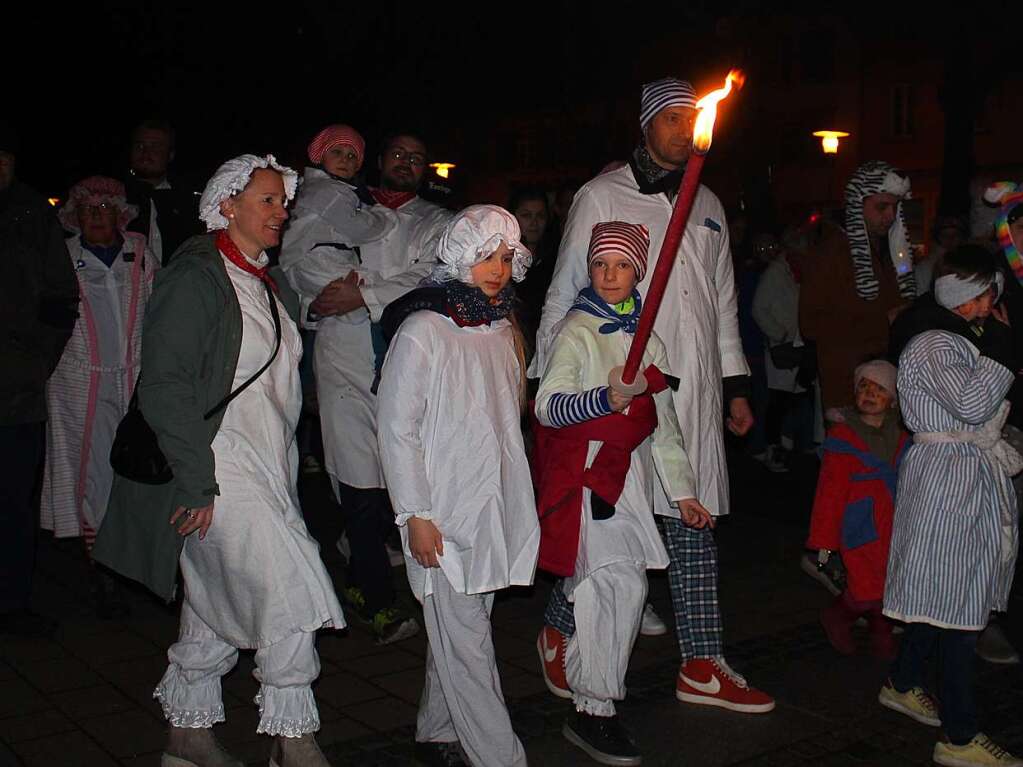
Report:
609,70,745,395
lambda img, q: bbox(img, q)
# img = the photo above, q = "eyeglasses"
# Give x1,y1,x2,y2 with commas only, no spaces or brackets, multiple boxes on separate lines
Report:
387,149,427,168
80,203,116,217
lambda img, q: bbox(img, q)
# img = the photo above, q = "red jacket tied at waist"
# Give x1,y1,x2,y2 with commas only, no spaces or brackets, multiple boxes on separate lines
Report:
532,364,669,576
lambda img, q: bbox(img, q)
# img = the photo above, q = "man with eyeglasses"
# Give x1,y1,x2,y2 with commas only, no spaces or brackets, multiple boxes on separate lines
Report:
299,131,451,645
123,119,201,266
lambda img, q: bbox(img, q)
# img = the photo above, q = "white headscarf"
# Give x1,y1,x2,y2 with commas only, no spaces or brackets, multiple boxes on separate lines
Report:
198,154,298,231
430,204,532,285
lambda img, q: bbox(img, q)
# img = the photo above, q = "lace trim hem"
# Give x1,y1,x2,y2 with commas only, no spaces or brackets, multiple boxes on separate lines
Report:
254,691,320,737
573,693,616,717
154,686,226,728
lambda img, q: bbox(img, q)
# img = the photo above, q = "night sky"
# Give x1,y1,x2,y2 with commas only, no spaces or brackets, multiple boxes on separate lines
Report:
7,3,1013,201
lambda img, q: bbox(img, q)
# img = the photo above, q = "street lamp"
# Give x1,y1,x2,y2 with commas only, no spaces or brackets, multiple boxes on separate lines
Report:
429,162,456,179
812,130,849,155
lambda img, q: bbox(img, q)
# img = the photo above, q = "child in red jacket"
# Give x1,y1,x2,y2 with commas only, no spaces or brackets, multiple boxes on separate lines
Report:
807,359,908,659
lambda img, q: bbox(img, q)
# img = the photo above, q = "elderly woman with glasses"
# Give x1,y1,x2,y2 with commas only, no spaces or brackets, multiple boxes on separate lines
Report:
94,155,344,767
42,176,157,617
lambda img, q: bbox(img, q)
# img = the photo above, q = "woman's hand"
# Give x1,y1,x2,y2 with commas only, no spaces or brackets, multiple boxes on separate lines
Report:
170,503,215,540
407,516,444,568
677,499,715,529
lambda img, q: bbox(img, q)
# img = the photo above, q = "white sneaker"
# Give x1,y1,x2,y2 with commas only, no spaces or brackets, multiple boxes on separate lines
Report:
639,603,668,636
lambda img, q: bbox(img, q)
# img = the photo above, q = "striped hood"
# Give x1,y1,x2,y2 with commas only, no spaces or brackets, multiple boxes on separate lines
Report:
844,161,916,301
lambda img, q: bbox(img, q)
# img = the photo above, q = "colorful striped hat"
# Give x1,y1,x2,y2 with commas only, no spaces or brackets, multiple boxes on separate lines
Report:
307,124,365,166
640,78,697,131
587,221,651,281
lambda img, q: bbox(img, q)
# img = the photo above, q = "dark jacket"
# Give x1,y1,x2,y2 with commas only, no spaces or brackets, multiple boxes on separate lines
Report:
799,223,906,410
888,291,1016,371
0,181,79,425
124,174,203,266
93,234,244,600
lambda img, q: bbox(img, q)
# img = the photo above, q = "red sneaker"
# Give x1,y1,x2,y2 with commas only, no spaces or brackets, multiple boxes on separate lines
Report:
676,658,775,713
537,626,572,699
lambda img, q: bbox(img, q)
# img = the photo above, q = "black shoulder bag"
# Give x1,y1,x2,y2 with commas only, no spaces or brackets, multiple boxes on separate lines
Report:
110,280,282,485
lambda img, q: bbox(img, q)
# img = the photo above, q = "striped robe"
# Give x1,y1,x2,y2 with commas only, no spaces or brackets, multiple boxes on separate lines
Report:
884,330,1019,630
41,234,156,541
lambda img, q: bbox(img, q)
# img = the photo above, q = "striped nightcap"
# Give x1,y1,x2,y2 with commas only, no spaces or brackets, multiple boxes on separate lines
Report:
640,78,697,131
307,124,365,166
587,221,651,281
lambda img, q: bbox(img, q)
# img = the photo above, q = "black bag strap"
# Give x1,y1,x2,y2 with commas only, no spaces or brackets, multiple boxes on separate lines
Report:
203,279,282,420
125,280,283,421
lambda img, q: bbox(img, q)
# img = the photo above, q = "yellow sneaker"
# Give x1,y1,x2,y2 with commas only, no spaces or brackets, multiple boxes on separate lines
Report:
877,679,941,726
933,734,1023,767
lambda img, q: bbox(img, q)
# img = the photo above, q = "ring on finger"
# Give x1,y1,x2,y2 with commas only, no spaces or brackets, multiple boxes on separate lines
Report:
186,510,197,520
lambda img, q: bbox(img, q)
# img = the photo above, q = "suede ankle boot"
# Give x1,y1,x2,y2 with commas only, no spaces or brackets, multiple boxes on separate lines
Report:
162,726,245,767
269,733,333,767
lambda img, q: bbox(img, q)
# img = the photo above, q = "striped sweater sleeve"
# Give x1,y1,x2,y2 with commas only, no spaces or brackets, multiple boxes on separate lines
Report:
542,387,613,427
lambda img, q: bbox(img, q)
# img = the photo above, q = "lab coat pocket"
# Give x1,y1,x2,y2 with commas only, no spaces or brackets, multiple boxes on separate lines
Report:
841,497,878,550
686,225,721,285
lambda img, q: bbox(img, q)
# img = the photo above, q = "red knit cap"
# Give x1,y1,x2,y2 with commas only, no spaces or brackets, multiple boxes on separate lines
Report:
587,221,651,281
307,124,365,166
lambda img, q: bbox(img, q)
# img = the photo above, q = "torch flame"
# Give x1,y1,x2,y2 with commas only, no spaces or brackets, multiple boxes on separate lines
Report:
692,69,745,154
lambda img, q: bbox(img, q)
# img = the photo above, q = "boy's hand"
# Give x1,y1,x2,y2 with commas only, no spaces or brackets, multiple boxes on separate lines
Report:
407,516,444,568
678,499,715,529
608,388,633,412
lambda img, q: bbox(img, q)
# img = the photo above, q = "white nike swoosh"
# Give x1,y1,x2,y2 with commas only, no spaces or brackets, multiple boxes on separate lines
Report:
543,635,558,664
680,672,721,695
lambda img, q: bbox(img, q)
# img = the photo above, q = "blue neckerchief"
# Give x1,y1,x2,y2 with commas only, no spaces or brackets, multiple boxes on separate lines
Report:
569,287,643,334
821,435,907,499
80,234,123,269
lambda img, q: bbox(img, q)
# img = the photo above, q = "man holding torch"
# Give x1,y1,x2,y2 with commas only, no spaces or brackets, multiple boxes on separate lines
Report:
533,76,774,716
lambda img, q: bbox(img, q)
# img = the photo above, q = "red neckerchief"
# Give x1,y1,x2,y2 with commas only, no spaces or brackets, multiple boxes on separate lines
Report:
369,187,416,209
215,231,277,294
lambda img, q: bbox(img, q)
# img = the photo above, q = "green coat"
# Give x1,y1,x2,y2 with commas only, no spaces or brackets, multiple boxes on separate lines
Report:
93,234,245,601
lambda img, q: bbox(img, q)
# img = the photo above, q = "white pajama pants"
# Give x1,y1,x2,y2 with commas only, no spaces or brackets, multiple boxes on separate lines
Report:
566,561,647,717
417,571,527,767
154,600,322,737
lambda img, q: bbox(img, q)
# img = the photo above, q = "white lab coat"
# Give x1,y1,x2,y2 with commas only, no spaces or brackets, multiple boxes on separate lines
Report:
535,310,694,590
532,166,748,517
42,233,156,538
180,256,345,648
376,310,539,600
281,178,450,488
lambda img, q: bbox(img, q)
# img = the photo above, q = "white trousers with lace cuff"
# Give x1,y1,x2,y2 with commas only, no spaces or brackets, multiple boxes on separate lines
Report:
154,599,321,736
566,561,647,717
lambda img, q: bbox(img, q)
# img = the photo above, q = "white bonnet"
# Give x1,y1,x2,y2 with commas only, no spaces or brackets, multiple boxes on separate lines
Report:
430,204,532,285
198,154,298,231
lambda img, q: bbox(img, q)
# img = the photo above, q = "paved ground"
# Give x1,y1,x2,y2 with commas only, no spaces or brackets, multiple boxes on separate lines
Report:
1,450,1021,766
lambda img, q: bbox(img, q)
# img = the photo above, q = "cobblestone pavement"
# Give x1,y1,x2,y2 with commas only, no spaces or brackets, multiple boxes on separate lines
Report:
1,453,1020,766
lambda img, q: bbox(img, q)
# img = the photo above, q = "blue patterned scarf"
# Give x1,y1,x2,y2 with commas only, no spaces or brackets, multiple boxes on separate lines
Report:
570,287,642,334
443,279,515,326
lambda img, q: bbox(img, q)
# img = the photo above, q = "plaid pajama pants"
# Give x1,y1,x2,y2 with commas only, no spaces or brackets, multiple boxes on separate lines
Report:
544,517,724,661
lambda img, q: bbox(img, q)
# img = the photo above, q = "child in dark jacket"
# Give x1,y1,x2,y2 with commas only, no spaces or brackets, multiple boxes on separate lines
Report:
807,359,908,659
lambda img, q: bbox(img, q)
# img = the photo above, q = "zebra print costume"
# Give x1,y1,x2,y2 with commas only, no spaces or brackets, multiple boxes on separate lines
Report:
844,161,916,301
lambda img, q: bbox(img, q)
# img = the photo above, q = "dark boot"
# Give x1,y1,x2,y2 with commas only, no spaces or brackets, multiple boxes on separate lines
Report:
562,711,642,766
867,607,897,660
820,591,860,655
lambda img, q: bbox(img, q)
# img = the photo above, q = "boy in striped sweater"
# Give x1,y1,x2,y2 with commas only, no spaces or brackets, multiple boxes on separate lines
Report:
532,221,710,766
